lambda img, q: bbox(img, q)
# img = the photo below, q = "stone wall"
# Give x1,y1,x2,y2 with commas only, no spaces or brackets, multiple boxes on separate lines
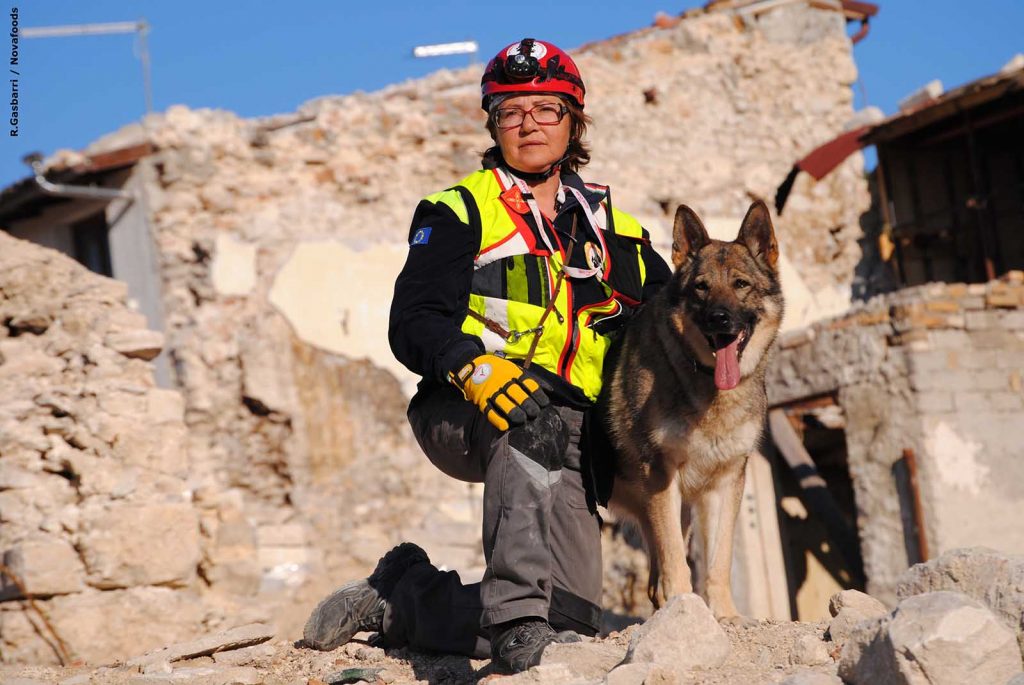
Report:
768,272,1024,603
0,232,218,663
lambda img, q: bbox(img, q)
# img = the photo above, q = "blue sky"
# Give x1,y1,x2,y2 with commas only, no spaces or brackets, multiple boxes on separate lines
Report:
2,0,1022,189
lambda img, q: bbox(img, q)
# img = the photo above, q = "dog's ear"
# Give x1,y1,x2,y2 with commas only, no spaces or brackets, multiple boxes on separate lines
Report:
736,200,779,271
672,205,710,270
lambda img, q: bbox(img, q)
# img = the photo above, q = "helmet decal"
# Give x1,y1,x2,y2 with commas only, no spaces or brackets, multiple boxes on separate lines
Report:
506,41,547,60
481,38,586,111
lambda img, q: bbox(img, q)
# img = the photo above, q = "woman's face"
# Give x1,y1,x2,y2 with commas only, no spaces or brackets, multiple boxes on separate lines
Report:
494,94,572,174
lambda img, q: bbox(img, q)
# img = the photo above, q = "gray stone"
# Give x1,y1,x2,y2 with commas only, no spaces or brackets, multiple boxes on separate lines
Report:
839,591,1022,685
541,641,627,679
897,547,1024,654
1006,674,1024,685
624,594,730,670
127,622,275,667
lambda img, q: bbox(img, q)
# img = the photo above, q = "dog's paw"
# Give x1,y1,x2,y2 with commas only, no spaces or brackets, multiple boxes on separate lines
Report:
717,614,758,629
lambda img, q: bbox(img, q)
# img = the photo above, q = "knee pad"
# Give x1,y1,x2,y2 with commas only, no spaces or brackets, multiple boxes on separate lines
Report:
507,408,569,472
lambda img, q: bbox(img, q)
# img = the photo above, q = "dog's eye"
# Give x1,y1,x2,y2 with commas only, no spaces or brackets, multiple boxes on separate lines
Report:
693,281,709,291
733,278,750,289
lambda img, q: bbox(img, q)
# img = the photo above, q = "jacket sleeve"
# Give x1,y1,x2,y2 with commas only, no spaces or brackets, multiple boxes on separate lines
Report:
639,229,673,303
388,198,485,384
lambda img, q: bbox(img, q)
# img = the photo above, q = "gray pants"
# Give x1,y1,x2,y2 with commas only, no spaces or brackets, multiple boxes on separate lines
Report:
382,381,603,657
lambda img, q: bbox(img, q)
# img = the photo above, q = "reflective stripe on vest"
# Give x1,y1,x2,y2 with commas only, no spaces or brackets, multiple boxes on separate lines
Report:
427,169,647,400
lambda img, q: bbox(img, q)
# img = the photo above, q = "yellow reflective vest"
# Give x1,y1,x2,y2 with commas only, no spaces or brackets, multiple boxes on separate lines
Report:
423,169,651,401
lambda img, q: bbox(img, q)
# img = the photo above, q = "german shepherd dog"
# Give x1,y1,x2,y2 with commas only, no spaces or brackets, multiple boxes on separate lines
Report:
605,200,783,621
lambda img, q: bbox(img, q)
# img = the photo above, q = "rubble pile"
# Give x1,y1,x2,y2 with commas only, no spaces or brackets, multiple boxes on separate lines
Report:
0,233,215,662
3,548,1020,684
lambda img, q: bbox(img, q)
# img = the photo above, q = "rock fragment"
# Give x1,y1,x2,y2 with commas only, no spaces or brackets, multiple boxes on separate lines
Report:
826,589,889,646
838,591,1022,685
623,594,730,670
540,641,626,680
127,623,275,668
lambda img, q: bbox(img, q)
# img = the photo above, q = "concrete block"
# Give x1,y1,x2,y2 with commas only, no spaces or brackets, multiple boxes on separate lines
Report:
1000,311,1024,331
78,503,200,589
966,310,1000,331
974,330,1018,349
908,349,958,374
957,349,1000,370
990,392,1024,412
960,296,987,310
0,536,85,597
953,390,995,413
914,391,953,414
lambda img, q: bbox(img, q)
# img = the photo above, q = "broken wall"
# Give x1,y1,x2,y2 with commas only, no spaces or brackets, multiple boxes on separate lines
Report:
0,232,226,663
768,273,1024,604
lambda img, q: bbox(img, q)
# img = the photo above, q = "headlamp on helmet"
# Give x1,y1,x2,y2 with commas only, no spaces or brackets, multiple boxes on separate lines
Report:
481,37,586,111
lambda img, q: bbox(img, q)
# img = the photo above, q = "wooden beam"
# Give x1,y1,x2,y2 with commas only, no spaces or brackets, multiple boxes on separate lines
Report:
768,409,865,585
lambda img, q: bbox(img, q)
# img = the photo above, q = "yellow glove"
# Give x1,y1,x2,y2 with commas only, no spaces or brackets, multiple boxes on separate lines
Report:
450,354,550,432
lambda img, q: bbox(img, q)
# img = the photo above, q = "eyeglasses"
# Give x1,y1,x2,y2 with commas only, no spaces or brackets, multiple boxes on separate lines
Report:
493,103,569,130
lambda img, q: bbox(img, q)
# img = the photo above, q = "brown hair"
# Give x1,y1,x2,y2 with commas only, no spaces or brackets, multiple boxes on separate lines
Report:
480,95,592,173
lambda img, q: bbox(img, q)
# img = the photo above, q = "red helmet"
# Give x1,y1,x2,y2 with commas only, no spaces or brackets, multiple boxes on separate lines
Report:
481,38,586,111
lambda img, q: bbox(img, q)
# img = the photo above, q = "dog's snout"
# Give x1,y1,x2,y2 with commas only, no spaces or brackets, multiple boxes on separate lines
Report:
706,308,732,330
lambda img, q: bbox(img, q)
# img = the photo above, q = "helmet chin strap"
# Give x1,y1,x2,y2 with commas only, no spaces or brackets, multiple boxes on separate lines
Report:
506,152,569,183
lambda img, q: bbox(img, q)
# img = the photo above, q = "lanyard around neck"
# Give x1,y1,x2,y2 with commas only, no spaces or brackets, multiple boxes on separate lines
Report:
500,168,608,281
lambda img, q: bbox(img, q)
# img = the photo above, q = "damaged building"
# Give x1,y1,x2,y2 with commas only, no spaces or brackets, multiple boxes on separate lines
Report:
0,0,1021,666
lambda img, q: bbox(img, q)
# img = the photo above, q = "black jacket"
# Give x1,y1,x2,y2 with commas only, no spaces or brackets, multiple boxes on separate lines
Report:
388,170,672,406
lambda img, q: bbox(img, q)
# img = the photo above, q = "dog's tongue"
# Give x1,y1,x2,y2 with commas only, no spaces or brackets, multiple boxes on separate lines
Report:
714,337,741,390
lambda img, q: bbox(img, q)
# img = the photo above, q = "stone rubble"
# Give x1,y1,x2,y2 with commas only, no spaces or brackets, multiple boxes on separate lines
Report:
837,590,1022,685
896,547,1024,660
825,589,889,647
622,594,731,672
0,232,222,663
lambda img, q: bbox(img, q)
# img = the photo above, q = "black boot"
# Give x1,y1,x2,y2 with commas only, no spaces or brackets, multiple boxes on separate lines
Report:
489,618,581,673
302,542,430,651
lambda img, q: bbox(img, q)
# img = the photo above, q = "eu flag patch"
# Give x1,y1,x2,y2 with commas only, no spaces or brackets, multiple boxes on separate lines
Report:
410,227,432,246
